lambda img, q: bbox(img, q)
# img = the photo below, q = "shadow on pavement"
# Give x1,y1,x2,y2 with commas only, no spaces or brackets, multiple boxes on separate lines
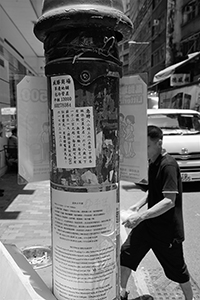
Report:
183,182,200,193
121,184,140,190
0,211,21,219
121,183,148,192
0,170,35,213
131,295,154,300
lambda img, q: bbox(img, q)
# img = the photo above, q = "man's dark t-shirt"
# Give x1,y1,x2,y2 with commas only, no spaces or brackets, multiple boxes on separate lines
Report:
146,152,184,245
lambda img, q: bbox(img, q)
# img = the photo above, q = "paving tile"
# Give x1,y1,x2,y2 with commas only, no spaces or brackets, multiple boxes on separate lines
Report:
1,171,200,300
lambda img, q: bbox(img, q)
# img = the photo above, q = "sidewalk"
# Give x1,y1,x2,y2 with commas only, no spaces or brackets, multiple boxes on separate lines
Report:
0,171,51,250
0,171,200,300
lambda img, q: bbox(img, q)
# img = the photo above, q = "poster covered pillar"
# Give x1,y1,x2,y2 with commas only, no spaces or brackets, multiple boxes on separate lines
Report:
34,1,132,299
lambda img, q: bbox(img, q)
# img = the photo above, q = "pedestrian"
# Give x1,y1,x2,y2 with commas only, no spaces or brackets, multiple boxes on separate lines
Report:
7,127,18,168
8,127,18,151
120,125,193,300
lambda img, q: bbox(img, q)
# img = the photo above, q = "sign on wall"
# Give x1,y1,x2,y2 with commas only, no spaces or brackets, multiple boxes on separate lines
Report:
170,74,190,86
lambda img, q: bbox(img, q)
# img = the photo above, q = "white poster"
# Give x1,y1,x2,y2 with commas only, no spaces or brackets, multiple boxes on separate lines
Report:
17,76,49,182
53,106,96,169
119,75,148,184
52,188,117,300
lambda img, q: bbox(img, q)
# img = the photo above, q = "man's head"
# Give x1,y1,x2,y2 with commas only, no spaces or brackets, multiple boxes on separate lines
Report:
12,128,17,136
147,125,163,162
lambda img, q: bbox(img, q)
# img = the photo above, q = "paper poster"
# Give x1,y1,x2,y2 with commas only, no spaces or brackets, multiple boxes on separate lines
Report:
52,188,117,300
119,75,148,184
17,76,49,182
51,75,75,109
159,83,200,111
53,106,96,169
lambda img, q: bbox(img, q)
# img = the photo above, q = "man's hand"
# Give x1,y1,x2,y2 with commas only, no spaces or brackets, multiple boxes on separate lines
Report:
122,211,142,229
129,204,139,212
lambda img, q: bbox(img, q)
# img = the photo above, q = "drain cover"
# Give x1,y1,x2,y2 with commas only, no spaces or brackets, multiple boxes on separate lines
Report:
22,246,52,269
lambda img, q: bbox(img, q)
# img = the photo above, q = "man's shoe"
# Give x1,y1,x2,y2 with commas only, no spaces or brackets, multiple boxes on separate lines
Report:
120,291,129,300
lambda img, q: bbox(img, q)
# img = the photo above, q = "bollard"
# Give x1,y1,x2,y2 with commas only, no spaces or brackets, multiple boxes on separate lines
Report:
34,1,132,299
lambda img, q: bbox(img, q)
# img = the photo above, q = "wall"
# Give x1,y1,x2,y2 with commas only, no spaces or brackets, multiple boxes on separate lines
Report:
0,5,38,74
0,5,39,176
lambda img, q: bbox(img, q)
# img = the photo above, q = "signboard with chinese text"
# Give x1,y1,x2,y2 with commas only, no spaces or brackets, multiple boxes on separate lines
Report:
119,75,148,184
51,75,75,109
17,76,50,182
170,73,190,86
17,75,148,184
1,107,16,115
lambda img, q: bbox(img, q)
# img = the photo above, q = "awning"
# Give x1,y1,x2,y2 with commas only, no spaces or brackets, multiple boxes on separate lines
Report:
153,51,200,83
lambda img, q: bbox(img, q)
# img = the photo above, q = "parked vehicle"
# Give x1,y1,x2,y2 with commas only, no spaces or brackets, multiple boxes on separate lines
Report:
147,108,200,182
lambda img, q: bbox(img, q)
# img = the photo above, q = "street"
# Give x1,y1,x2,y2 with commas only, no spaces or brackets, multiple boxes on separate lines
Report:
0,173,200,299
182,182,200,286
120,180,200,298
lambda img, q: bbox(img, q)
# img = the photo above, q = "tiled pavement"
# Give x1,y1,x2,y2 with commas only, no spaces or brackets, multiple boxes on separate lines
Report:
0,170,200,300
0,170,140,299
0,171,51,249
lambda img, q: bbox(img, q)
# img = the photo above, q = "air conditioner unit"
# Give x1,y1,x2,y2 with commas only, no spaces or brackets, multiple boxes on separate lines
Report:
153,19,159,26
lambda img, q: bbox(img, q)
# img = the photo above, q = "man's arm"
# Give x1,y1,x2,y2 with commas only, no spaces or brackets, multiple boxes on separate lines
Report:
123,192,176,229
129,192,148,212
140,192,175,220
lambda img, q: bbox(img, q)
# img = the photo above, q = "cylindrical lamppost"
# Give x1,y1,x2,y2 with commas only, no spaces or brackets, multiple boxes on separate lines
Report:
34,1,132,299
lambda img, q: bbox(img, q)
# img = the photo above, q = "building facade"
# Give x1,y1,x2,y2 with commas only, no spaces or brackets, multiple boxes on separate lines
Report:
0,0,44,176
120,0,200,85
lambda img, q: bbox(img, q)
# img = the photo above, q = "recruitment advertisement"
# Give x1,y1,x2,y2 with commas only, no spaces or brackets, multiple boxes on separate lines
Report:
17,76,50,182
119,75,148,184
52,188,117,300
53,106,96,169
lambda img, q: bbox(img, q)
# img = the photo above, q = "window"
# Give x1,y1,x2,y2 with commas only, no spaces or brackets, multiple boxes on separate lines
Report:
0,58,4,68
0,44,3,55
123,54,129,63
124,42,129,50
152,0,162,9
148,113,200,132
182,0,198,25
123,65,129,75
198,1,200,15
181,33,200,56
151,46,165,67
2,47,32,107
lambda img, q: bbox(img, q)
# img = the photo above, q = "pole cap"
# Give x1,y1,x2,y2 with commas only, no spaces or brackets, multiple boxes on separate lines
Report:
34,0,133,42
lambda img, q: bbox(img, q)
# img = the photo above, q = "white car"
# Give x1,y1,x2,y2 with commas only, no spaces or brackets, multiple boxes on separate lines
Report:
147,108,200,182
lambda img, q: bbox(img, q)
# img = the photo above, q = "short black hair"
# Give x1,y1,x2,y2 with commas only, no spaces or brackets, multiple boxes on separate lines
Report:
148,125,163,141
12,128,17,135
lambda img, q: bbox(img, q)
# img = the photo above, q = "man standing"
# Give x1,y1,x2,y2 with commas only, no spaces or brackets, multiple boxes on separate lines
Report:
120,125,193,300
